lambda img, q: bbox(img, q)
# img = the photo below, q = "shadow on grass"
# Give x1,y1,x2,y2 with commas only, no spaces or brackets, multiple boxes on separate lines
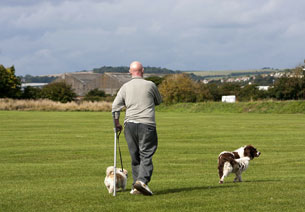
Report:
241,179,280,183
155,185,235,195
155,179,279,195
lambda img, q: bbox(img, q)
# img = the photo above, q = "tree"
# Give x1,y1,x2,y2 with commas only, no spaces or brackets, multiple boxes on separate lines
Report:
206,83,222,101
145,76,164,86
41,82,76,103
254,75,275,86
238,84,264,101
22,74,57,83
159,74,200,104
196,83,214,102
0,65,21,98
219,82,241,97
270,76,304,100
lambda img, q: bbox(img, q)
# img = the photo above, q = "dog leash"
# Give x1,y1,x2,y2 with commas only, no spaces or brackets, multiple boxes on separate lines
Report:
116,130,124,172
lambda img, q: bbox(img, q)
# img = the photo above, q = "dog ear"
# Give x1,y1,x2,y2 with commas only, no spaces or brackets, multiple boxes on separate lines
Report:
243,146,251,158
106,166,114,175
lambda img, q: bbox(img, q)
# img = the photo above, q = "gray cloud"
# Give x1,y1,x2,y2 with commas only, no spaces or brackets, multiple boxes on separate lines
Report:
1,0,305,75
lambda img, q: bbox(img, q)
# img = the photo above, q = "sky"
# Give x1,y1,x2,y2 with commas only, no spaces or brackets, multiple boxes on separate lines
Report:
1,0,305,76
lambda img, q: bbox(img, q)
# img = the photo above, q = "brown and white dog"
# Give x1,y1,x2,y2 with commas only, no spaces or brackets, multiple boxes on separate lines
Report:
218,145,261,184
104,166,128,193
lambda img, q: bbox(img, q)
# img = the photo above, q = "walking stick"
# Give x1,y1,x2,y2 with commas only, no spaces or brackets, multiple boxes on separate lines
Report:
112,112,117,197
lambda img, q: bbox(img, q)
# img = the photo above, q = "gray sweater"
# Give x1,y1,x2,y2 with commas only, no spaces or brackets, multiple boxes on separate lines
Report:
112,77,162,127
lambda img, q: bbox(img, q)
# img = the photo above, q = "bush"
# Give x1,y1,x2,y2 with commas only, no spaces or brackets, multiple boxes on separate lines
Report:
41,82,76,103
219,82,241,97
159,74,201,104
145,76,164,86
196,83,214,102
206,84,222,101
270,76,305,100
83,89,108,102
238,84,261,101
86,89,106,97
21,86,42,100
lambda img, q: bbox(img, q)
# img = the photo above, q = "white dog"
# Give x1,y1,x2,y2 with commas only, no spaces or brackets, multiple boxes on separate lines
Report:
104,166,128,193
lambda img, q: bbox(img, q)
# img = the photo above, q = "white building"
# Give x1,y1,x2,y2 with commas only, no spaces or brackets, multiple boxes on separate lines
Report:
257,86,270,91
222,95,236,103
21,83,48,89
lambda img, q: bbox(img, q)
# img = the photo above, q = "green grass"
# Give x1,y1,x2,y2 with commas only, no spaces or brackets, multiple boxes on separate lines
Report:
1,111,305,211
156,101,305,114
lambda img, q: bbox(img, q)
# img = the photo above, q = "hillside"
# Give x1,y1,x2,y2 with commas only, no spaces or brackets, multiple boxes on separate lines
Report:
20,67,289,84
185,68,289,85
185,68,287,79
20,66,180,83
91,66,180,74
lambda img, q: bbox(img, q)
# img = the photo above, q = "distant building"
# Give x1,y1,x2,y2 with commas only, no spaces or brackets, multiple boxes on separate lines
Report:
54,72,131,96
21,83,48,90
202,79,209,84
222,95,236,103
100,73,132,95
257,86,270,91
54,72,165,96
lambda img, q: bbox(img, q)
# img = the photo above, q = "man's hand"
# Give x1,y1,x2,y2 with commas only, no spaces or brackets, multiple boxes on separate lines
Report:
116,123,122,132
114,119,122,132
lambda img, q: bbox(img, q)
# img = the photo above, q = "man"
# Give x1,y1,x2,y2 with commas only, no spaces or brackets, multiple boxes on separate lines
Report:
112,61,162,195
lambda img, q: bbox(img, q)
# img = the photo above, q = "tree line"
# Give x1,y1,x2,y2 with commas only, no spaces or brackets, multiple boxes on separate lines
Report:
0,65,75,102
21,75,57,83
1,64,305,104
156,73,305,103
147,67,305,103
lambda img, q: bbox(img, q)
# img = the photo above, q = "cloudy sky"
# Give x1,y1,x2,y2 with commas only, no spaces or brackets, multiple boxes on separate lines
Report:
1,0,305,76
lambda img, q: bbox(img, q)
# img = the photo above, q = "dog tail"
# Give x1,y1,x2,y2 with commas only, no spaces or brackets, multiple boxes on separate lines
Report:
218,158,224,178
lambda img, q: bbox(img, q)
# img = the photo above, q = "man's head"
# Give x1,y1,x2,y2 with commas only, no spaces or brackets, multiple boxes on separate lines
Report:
129,61,144,77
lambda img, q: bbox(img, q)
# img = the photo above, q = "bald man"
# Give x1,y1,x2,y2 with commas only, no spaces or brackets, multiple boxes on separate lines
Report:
112,61,162,195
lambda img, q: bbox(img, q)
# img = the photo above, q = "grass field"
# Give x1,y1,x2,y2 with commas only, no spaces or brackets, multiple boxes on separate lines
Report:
1,111,305,211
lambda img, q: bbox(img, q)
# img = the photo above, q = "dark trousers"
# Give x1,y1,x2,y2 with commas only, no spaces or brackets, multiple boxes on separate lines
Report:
124,122,158,185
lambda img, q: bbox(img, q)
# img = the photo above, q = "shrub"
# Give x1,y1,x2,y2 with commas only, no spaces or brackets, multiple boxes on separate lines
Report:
21,86,42,100
41,82,76,103
0,98,112,111
145,76,164,86
159,74,200,104
83,89,111,102
196,83,214,102
270,77,304,100
219,82,241,97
